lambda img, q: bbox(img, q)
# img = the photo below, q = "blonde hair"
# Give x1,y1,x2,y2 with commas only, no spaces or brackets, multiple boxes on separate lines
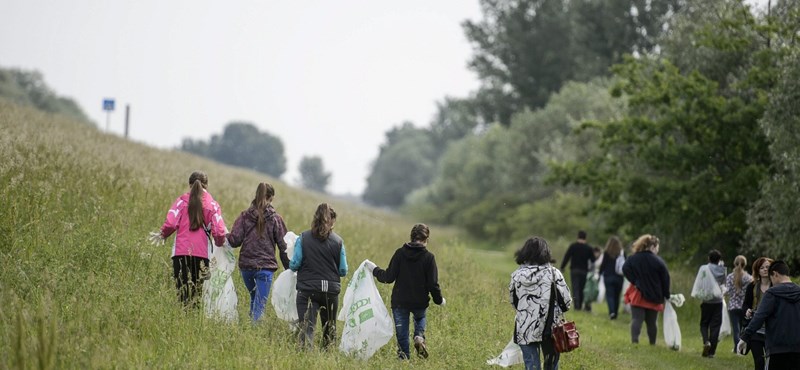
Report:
732,255,747,293
632,234,659,253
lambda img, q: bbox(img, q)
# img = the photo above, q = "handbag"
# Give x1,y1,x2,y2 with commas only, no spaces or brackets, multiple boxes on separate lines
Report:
549,268,580,353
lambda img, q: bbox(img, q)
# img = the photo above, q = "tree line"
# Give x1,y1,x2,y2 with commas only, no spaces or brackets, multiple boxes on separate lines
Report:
363,0,800,266
0,67,93,125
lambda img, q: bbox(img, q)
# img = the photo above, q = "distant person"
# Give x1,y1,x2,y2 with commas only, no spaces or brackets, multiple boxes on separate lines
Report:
599,236,625,319
226,182,291,322
738,261,800,369
622,234,670,345
510,236,572,370
740,257,773,370
149,171,227,307
561,230,596,311
364,223,445,360
725,255,753,353
290,203,348,349
695,249,726,358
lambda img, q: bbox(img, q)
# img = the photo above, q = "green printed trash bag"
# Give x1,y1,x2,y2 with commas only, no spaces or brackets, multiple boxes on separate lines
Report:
337,260,394,360
691,265,723,301
203,245,238,323
272,232,299,322
584,272,599,302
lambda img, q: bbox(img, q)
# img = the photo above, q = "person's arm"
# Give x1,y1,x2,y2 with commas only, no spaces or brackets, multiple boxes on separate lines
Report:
560,245,573,271
273,214,290,270
206,197,227,246
510,277,518,308
555,268,573,312
725,274,733,299
338,243,348,277
660,261,671,299
226,214,245,248
289,235,303,271
742,283,754,311
426,255,443,305
622,257,635,285
160,197,184,238
373,251,400,284
742,291,776,343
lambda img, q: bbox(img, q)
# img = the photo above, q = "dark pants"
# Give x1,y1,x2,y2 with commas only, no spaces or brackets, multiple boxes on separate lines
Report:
296,290,339,349
751,339,766,370
729,308,744,351
604,274,624,318
631,306,658,344
700,302,723,355
570,270,589,310
519,336,559,370
767,352,800,370
172,255,209,307
392,307,427,359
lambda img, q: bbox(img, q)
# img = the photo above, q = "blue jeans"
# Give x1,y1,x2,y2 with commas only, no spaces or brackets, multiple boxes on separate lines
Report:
604,274,624,317
240,269,273,321
729,308,744,350
392,307,427,359
519,338,559,370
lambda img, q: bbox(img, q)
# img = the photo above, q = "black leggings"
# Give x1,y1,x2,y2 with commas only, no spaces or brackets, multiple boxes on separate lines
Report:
172,255,209,306
631,306,658,344
296,290,339,349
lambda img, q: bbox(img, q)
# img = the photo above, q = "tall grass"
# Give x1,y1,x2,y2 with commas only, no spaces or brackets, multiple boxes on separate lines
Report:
1,100,754,369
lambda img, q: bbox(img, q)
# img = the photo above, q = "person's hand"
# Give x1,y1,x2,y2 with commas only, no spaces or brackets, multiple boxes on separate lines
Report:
745,308,753,319
737,339,748,355
364,259,377,272
669,293,685,307
439,297,446,307
148,231,165,246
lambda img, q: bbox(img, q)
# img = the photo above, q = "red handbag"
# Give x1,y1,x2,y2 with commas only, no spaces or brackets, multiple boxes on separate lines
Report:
624,284,664,311
552,320,580,353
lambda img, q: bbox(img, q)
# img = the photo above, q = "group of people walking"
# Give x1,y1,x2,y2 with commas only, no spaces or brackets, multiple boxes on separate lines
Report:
149,171,444,359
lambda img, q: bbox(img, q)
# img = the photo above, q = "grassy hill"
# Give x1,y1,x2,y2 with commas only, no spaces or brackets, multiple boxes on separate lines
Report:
1,100,752,369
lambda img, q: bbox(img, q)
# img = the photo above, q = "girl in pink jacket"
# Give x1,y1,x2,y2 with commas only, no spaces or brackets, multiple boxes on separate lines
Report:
151,171,227,306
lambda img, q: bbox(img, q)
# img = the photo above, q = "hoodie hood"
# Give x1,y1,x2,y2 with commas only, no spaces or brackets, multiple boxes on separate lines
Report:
514,264,553,287
244,205,276,221
400,242,428,262
771,282,800,303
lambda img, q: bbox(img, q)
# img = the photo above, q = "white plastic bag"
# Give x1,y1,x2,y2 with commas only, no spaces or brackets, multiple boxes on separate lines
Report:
691,265,723,301
338,261,394,360
663,300,681,350
203,245,238,323
487,340,523,367
283,231,298,257
718,299,731,340
622,278,632,314
271,270,298,321
596,275,606,304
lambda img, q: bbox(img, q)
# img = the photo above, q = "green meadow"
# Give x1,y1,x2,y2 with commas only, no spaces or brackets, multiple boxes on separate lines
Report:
1,101,751,369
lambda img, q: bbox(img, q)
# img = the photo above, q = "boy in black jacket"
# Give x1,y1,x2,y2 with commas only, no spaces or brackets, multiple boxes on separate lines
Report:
365,224,445,360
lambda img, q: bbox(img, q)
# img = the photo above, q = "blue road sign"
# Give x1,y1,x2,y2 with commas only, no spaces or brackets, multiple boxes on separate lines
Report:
103,98,115,111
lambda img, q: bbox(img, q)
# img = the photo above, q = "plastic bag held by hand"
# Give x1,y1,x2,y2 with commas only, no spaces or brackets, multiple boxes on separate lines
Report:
364,260,377,272
337,260,394,360
202,245,238,323
663,300,682,351
148,231,165,246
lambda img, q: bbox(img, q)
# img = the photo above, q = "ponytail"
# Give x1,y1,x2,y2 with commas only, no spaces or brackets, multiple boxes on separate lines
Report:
733,255,747,293
252,182,275,238
187,171,209,231
311,203,336,241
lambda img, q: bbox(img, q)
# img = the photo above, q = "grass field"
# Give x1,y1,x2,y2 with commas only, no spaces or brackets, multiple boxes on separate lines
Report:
1,100,753,369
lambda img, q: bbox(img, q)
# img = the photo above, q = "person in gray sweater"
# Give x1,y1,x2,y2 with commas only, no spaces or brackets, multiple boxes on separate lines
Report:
698,249,726,358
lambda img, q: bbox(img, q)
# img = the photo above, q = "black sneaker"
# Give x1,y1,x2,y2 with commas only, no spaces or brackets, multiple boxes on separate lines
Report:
702,342,711,357
414,336,429,359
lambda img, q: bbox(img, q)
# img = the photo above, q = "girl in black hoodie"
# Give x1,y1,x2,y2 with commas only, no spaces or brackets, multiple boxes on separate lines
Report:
366,224,445,360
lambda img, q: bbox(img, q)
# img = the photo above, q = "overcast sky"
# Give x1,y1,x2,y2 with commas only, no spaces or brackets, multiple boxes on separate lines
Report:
0,1,482,195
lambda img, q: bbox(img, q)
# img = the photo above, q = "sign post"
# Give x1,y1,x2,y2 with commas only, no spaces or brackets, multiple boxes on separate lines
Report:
102,98,115,132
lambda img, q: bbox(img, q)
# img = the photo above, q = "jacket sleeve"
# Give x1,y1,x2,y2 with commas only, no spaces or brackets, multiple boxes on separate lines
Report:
555,268,573,312
289,235,303,271
742,290,776,343
660,260,671,299
509,276,518,308
622,257,635,285
338,243,348,277
373,250,401,284
560,245,572,271
272,214,290,270
205,197,227,246
160,197,184,238
226,214,245,248
427,254,443,305
742,282,754,311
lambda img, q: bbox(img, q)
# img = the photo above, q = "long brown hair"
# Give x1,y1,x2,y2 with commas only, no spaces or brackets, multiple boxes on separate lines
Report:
732,255,747,293
605,236,623,259
187,171,208,231
751,257,774,309
311,203,337,241
252,182,275,238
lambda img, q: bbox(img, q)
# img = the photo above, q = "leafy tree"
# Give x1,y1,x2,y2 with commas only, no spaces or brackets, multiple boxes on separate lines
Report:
298,156,331,193
362,123,437,208
0,67,93,125
181,122,286,178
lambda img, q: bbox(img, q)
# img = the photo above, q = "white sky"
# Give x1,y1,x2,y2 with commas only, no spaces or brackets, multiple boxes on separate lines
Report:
0,0,482,195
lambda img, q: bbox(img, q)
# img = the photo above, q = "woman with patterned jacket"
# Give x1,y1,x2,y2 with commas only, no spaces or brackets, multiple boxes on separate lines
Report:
150,171,227,307
510,236,573,370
